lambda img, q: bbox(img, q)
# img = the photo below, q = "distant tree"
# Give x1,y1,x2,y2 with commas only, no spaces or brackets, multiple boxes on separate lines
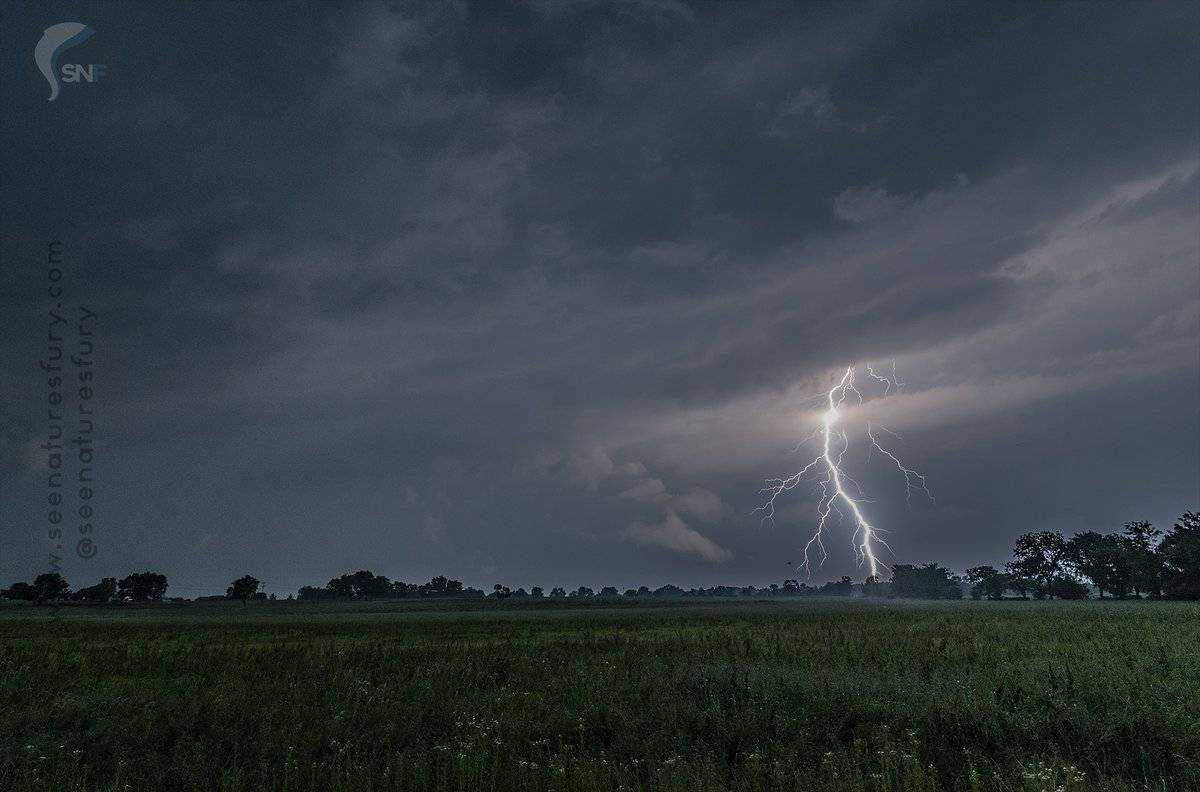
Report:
73,577,117,603
117,572,168,602
226,575,261,605
530,586,544,598
1066,532,1132,598
599,586,619,598
1049,577,1090,600
890,564,960,599
549,587,566,598
623,588,638,597
1122,520,1163,597
570,586,594,598
964,566,1009,600
344,570,391,599
1009,531,1069,598
367,575,392,598
348,570,373,596
420,575,449,596
820,576,854,597
297,585,327,600
1124,519,1161,547
654,584,684,598
1002,565,1034,599
1160,512,1200,600
327,575,354,598
32,573,70,602
1,581,37,601
636,586,651,596
492,584,511,599
861,575,886,598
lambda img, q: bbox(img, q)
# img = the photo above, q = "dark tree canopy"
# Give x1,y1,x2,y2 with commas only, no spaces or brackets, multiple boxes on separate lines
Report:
226,575,261,604
1067,532,1133,598
1008,532,1070,599
965,566,1010,600
890,564,962,600
118,572,168,602
1160,512,1200,600
73,577,117,603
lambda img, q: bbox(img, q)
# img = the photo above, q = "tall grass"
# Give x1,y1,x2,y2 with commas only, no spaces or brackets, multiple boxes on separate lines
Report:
1,600,1196,791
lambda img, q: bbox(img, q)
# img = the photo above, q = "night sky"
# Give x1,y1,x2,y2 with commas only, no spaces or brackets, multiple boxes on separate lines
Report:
2,1,1197,596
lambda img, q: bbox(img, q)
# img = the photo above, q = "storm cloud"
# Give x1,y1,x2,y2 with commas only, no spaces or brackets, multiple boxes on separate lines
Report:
1,1,1196,594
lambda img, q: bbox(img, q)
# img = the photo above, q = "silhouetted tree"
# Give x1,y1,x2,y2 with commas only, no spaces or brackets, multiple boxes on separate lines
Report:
549,587,566,598
965,566,1009,600
226,575,261,605
570,586,594,598
862,575,886,598
1002,566,1035,599
530,586,544,598
1067,532,1132,598
118,572,168,602
365,574,393,598
32,573,70,602
1160,512,1200,600
73,577,117,603
890,564,961,599
327,575,354,598
1122,520,1163,597
599,586,619,597
492,583,511,599
1009,531,1069,598
1049,577,1090,599
1,581,37,601
820,576,854,597
348,570,390,599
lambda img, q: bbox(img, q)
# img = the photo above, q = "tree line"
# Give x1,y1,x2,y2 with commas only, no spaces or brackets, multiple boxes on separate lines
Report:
3,512,1196,604
961,514,1198,600
1,571,166,604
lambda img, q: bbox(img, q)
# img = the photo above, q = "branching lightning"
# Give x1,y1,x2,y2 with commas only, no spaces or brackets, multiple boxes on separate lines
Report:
757,363,932,579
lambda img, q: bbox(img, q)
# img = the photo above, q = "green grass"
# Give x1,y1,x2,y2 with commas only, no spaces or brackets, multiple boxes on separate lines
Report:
1,599,1197,791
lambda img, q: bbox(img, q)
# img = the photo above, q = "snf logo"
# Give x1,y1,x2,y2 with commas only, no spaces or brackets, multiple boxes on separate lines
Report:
35,22,107,102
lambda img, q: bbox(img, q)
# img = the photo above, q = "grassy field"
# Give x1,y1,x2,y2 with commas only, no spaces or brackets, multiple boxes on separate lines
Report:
1,599,1197,792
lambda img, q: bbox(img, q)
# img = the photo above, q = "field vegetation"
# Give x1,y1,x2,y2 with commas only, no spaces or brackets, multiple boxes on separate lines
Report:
1,599,1197,791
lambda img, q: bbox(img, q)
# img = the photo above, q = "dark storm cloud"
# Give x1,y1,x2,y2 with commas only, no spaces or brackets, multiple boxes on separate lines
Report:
1,1,1196,593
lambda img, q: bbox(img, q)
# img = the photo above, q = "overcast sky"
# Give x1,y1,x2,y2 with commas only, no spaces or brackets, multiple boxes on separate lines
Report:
2,1,1197,595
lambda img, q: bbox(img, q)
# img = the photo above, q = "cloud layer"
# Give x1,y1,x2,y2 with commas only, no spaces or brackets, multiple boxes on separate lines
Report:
0,1,1196,593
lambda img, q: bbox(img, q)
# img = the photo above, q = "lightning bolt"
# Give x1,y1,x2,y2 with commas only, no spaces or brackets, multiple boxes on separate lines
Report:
757,363,932,579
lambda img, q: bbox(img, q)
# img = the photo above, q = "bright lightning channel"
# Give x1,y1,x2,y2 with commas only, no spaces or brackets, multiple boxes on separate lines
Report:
757,364,932,579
